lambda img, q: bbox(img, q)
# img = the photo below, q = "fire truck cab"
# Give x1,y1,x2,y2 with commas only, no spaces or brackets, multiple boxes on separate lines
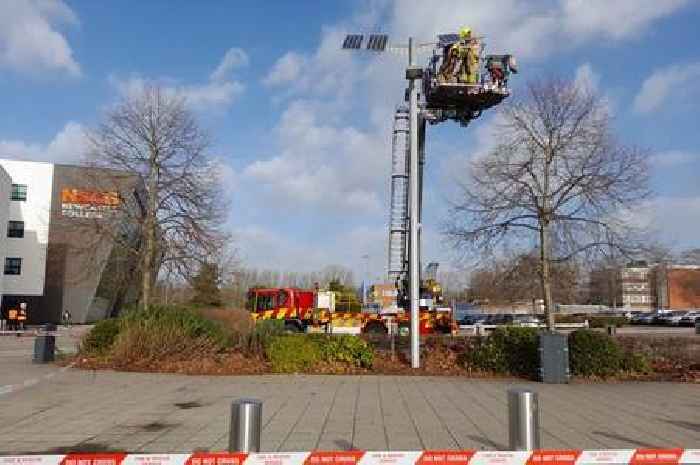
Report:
247,287,316,332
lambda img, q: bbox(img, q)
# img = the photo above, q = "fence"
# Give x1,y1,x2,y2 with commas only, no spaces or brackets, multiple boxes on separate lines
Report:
2,450,699,465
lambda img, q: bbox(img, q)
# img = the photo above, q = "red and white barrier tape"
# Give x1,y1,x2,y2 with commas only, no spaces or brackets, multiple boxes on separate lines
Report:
1,450,699,465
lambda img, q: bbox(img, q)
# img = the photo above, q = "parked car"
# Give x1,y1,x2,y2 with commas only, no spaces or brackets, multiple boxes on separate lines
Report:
488,314,515,325
679,311,700,327
658,311,688,326
631,313,654,325
652,312,672,325
512,315,542,327
459,313,489,325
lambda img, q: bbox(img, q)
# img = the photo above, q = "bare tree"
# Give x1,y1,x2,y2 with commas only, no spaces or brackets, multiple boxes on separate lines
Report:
446,78,651,329
85,85,228,310
469,253,582,305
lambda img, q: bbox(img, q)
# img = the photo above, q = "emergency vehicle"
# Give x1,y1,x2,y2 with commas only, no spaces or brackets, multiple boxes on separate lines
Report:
247,285,454,335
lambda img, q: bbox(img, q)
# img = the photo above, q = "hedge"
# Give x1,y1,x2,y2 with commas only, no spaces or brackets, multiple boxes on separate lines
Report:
568,329,624,376
265,334,374,373
81,318,121,354
463,327,539,377
265,335,321,373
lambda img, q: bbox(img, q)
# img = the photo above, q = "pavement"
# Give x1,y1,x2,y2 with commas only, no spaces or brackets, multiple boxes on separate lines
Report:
0,330,699,454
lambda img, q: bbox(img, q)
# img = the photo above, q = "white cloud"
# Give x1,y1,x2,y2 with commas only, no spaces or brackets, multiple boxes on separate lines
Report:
210,47,249,82
241,99,386,213
234,224,387,277
574,63,600,92
0,122,87,164
180,80,244,109
561,0,690,41
0,0,81,76
263,52,306,87
386,0,690,61
648,150,698,167
633,62,700,114
111,47,248,112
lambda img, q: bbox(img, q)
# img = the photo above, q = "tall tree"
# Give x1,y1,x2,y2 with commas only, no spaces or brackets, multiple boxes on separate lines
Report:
446,78,650,329
86,85,228,310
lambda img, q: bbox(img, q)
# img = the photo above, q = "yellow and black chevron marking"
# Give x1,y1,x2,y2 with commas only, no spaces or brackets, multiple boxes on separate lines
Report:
330,312,363,327
250,308,297,321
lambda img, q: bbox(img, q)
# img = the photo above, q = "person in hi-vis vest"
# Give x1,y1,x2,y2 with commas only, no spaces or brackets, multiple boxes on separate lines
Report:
17,302,27,331
8,308,18,331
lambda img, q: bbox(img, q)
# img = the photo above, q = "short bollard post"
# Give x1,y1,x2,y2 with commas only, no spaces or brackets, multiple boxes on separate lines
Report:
508,388,540,450
229,398,262,452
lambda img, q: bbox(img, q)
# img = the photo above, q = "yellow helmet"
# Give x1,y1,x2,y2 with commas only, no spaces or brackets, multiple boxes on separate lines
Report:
459,27,472,39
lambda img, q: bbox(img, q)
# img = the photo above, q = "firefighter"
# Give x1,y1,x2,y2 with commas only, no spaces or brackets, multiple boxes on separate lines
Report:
459,27,480,84
440,27,480,84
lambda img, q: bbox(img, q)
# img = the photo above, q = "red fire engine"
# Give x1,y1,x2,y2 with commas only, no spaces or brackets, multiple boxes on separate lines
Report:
247,287,453,335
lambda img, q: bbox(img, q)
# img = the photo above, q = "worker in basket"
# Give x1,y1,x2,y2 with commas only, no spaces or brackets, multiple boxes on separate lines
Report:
439,27,481,84
486,54,518,88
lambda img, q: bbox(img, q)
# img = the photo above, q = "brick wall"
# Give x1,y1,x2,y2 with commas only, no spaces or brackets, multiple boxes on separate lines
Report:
667,268,700,309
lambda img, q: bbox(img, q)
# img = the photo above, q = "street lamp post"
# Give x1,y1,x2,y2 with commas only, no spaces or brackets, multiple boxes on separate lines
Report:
343,30,516,369
407,37,421,368
343,33,423,368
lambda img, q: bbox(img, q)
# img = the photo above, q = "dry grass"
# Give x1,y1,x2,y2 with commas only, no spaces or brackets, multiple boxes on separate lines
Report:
196,307,254,336
109,322,218,366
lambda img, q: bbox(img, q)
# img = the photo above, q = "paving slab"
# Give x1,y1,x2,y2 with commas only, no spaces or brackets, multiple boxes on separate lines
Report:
1,335,698,453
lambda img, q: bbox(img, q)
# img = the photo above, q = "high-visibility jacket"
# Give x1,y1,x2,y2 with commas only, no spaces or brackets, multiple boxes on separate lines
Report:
8,309,17,320
17,309,27,321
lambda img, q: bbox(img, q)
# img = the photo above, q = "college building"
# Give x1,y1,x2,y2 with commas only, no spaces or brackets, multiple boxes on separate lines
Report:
619,261,700,310
0,159,144,324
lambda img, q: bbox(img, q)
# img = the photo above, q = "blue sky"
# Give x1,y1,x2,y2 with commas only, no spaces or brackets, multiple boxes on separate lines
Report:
1,0,699,281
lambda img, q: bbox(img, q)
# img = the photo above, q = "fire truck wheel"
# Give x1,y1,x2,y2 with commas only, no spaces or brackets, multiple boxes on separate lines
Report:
284,322,302,333
364,321,387,334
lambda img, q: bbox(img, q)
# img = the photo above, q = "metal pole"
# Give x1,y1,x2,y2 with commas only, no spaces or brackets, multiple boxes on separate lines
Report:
508,388,540,450
408,36,420,369
229,398,262,452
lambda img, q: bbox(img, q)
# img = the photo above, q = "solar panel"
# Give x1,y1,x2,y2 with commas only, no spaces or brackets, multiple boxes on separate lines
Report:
437,33,460,46
366,34,389,51
342,34,364,49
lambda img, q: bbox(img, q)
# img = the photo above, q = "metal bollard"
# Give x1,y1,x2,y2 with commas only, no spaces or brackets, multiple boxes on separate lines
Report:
508,388,540,451
229,398,262,452
32,324,56,363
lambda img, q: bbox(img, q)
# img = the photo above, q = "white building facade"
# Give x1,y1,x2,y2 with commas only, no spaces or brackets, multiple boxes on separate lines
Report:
0,159,143,324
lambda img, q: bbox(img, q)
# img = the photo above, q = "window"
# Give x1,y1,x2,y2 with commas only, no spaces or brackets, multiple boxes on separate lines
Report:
7,221,24,238
4,258,22,275
277,290,288,307
255,294,274,311
10,184,27,201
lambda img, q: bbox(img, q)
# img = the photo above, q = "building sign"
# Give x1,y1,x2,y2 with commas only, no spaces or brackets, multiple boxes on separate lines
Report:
61,188,120,218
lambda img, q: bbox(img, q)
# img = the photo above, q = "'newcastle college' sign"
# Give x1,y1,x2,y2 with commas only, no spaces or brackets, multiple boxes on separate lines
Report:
61,189,120,219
